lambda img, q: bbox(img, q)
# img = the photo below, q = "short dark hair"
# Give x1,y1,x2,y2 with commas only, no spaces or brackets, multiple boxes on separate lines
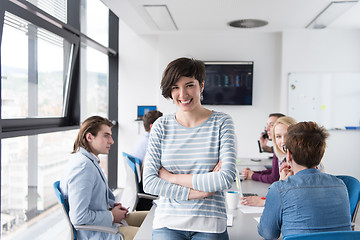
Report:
269,113,285,118
72,116,114,154
161,57,206,99
143,110,163,132
285,121,329,168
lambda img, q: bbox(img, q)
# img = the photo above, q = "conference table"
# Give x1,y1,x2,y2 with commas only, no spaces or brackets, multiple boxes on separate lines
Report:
133,158,272,240
236,157,273,171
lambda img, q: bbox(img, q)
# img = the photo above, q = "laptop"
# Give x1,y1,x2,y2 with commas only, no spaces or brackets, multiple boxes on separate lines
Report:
234,169,258,197
136,105,157,120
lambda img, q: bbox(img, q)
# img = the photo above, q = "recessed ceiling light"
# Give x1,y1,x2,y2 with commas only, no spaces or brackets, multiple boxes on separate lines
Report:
143,5,178,31
306,1,357,29
228,19,268,28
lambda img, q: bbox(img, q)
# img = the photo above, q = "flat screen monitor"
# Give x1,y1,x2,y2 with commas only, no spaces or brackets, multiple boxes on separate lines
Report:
202,61,253,105
137,105,156,120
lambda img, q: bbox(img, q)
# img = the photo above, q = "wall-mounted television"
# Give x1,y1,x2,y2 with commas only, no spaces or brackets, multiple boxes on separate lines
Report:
202,61,253,105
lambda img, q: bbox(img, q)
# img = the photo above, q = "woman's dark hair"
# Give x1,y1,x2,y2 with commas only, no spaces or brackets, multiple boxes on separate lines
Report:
72,116,113,153
161,57,206,99
285,121,329,168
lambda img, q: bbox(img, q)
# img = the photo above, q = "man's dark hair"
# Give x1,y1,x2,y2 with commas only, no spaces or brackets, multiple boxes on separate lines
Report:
143,110,163,132
269,113,285,118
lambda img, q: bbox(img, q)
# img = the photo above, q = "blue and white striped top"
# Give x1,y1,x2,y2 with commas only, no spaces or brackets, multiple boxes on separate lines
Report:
143,111,237,232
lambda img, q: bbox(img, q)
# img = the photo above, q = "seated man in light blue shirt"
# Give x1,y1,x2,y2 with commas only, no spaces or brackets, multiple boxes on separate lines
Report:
258,121,351,240
131,110,162,166
60,116,148,240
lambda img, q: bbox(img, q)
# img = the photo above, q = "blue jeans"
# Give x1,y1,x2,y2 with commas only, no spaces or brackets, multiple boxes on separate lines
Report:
152,228,229,240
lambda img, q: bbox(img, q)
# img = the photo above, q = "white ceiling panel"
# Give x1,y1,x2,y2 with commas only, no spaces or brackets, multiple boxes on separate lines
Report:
102,0,360,34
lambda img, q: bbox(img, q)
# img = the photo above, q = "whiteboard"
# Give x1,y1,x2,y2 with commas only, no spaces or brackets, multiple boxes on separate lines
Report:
288,73,360,129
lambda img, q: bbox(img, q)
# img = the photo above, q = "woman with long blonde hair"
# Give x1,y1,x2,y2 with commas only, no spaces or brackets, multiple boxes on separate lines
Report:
241,116,297,207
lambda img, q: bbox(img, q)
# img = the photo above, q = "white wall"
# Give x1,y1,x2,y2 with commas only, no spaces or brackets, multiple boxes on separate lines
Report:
117,29,282,186
155,32,282,158
281,29,360,180
324,130,360,180
117,25,360,186
117,20,159,187
281,29,360,111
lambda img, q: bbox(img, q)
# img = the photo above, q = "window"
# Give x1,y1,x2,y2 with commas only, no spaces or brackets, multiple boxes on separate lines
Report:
81,0,108,47
80,45,109,119
1,12,73,119
1,130,77,237
79,0,112,177
26,0,67,23
0,0,118,238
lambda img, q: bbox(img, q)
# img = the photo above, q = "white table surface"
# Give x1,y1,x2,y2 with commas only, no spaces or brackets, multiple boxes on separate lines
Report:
236,157,273,172
133,179,271,240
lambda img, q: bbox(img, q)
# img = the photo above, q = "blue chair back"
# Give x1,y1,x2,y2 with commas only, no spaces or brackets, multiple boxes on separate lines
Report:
123,152,142,190
123,152,156,211
336,175,360,222
283,231,360,240
53,181,77,239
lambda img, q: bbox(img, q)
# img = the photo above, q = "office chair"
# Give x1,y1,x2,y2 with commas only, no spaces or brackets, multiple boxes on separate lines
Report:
53,181,124,240
282,230,360,240
336,175,360,230
122,152,157,211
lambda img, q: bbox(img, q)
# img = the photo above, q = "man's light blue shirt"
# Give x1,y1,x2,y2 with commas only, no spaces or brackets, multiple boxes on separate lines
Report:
258,168,351,240
60,148,119,240
131,131,149,165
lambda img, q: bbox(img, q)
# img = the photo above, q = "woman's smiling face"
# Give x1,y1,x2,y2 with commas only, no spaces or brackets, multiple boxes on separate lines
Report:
274,123,288,154
171,76,203,112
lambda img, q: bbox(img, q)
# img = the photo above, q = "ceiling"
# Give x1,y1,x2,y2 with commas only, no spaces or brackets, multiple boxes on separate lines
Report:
102,0,360,35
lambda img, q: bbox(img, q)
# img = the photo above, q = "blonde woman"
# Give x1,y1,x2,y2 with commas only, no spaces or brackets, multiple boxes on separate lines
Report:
272,117,297,180
241,116,297,207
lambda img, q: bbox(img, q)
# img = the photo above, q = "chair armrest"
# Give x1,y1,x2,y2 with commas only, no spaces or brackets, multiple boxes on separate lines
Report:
138,193,158,200
74,225,125,239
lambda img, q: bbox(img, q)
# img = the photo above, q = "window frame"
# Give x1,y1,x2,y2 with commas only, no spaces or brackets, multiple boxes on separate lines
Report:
0,0,119,226
0,0,81,136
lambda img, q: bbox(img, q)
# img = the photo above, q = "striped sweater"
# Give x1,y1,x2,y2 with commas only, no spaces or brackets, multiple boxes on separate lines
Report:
143,111,237,231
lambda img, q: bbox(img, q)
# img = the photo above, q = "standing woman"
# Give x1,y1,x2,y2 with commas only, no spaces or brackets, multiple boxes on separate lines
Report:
143,57,237,240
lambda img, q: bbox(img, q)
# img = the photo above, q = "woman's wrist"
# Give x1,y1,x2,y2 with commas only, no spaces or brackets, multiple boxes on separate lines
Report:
170,174,177,184
248,170,254,180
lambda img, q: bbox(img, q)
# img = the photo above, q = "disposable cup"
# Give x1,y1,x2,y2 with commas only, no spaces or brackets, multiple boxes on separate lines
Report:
226,190,240,209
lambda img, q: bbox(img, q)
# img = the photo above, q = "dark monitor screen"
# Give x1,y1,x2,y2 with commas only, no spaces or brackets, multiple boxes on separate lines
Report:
202,61,253,105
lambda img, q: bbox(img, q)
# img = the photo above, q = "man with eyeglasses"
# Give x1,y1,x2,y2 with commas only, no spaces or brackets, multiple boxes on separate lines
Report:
258,121,351,239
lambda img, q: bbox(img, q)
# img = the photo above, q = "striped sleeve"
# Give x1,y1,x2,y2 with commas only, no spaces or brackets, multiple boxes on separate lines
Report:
192,114,237,192
142,118,190,200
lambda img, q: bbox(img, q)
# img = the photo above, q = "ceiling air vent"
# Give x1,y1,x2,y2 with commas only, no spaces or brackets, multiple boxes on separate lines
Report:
228,19,268,28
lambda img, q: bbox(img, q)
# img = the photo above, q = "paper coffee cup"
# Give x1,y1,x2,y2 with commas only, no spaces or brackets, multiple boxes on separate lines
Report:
226,190,240,209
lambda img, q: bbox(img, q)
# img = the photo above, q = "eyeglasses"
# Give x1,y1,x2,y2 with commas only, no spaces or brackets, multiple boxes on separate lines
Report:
282,145,287,153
